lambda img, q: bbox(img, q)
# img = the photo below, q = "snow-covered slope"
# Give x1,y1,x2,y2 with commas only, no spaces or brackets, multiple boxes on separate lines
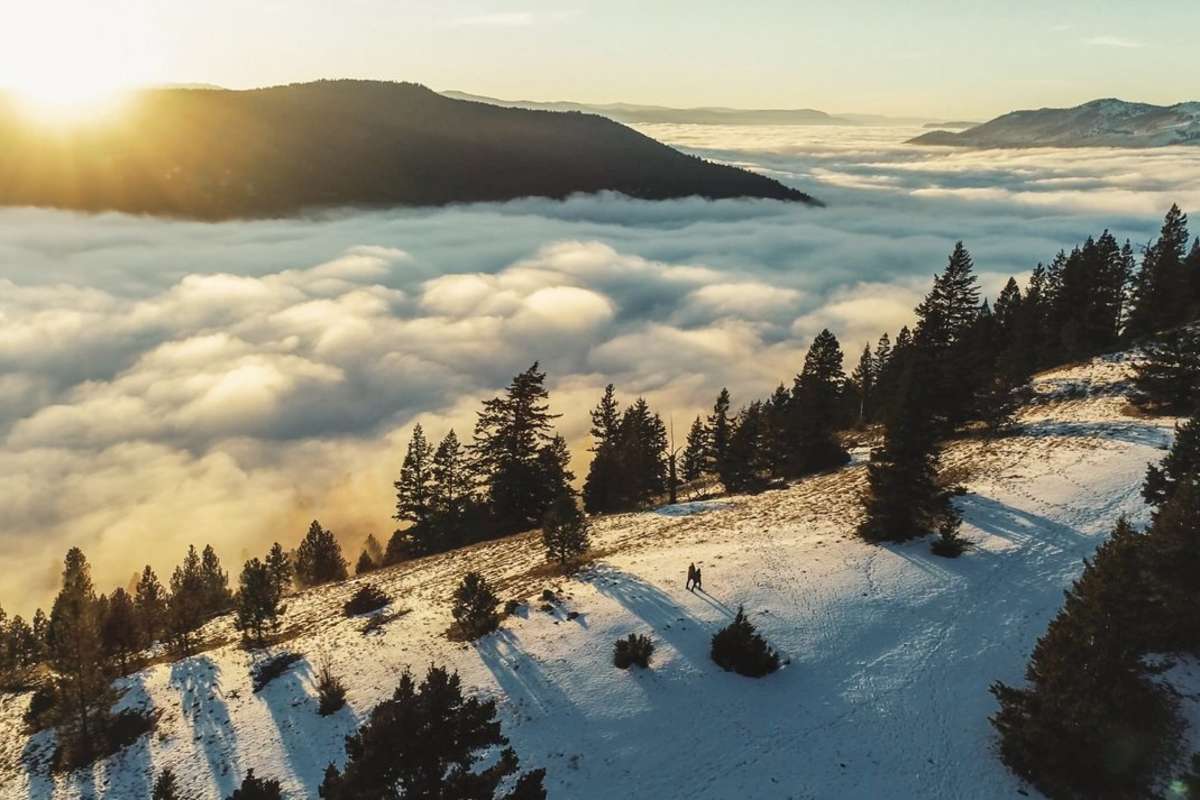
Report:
909,98,1200,148
2,353,1195,799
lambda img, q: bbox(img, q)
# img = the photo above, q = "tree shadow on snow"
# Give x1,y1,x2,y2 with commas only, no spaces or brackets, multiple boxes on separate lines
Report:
258,657,360,796
21,728,57,800
170,657,241,798
476,629,584,723
95,671,154,800
957,494,1090,550
1019,419,1170,449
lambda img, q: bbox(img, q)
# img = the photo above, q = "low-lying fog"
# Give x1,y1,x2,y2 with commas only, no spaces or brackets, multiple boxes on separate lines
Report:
2,125,1195,612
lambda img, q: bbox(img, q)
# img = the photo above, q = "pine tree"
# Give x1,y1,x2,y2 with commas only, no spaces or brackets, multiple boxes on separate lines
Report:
264,543,292,597
355,550,377,575
362,533,384,565
429,429,476,549
613,398,668,508
1143,414,1200,508
134,565,167,648
233,558,283,646
1126,204,1192,339
152,768,181,800
318,665,545,800
167,546,207,655
848,344,875,425
913,242,982,428
1130,327,1200,414
858,352,956,542
199,544,233,616
707,388,735,478
1140,481,1200,651
534,434,575,516
394,423,435,531
788,329,849,475
763,384,792,478
583,385,622,514
542,494,590,566
451,571,499,639
294,520,349,587
46,548,113,761
719,401,770,493
100,587,138,674
990,517,1172,798
681,415,709,482
472,363,564,535
710,606,780,677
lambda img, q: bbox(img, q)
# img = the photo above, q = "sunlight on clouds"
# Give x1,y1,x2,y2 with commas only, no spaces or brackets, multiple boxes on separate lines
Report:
0,125,1193,611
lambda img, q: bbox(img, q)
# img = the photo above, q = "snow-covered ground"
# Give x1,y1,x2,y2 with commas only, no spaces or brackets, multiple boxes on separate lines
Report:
1,352,1195,799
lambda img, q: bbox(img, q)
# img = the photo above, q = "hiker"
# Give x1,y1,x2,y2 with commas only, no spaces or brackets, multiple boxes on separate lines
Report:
686,562,696,591
693,566,703,592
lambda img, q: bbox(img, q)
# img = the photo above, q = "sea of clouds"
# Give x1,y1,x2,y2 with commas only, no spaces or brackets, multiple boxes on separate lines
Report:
1,125,1197,612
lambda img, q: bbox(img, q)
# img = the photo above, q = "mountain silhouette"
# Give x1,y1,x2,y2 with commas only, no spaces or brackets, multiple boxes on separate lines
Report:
0,80,817,219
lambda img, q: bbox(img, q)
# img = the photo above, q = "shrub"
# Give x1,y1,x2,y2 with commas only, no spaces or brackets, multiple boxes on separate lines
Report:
541,495,590,566
251,652,303,693
316,656,348,716
343,584,390,617
930,517,968,558
504,599,523,616
1176,753,1200,795
711,607,779,677
53,707,158,771
451,572,499,640
152,768,180,800
612,634,654,669
227,769,285,800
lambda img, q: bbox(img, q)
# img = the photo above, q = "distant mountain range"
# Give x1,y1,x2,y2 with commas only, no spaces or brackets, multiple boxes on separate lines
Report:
441,91,932,127
0,80,816,219
921,120,980,130
909,99,1200,148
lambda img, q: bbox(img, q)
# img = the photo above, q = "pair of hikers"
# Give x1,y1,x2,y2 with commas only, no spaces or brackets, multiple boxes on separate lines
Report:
686,562,703,592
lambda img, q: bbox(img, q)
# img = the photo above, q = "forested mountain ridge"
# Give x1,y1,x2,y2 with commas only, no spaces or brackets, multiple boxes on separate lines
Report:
909,98,1200,148
0,80,817,219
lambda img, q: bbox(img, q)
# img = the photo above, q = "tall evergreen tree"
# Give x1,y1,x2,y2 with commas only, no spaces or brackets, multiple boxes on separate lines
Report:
858,352,958,542
167,546,207,655
394,424,435,530
46,548,113,760
199,544,233,616
233,558,283,647
913,242,982,428
719,401,771,493
100,587,138,675
1126,204,1192,339
583,385,623,514
133,565,167,648
429,430,476,548
472,363,564,534
264,543,292,597
294,521,349,587
848,344,876,426
680,415,709,482
788,329,850,476
707,388,735,479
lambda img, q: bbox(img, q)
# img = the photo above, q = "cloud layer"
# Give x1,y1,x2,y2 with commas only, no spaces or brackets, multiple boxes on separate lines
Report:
0,126,1192,613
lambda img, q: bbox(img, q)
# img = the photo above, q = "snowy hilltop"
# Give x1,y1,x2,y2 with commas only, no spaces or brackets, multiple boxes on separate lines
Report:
2,349,1196,799
910,98,1200,148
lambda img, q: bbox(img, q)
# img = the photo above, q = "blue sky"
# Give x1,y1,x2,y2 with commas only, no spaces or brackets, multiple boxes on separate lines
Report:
2,0,1198,118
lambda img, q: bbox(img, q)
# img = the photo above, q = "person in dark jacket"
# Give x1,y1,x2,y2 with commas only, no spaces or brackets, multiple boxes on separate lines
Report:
693,566,703,592
686,563,697,591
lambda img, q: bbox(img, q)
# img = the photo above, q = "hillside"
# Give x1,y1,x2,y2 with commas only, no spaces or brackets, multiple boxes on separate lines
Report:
441,90,853,126
2,349,1196,798
909,98,1200,148
0,81,816,219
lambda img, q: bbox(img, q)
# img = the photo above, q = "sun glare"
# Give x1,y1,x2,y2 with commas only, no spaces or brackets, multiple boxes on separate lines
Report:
10,73,132,124
2,4,161,125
